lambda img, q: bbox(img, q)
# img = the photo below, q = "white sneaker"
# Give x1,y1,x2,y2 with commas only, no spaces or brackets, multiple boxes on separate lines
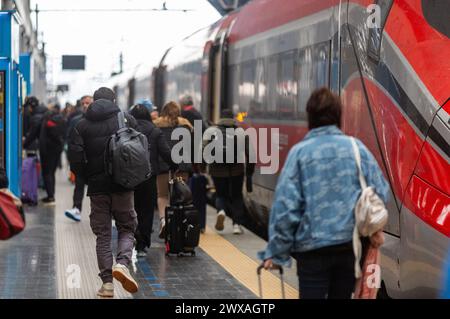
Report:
233,224,243,235
215,210,226,231
97,282,114,298
65,208,81,222
112,264,139,293
136,249,147,258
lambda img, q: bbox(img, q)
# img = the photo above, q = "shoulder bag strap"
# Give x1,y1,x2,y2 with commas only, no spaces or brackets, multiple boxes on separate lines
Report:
350,137,367,189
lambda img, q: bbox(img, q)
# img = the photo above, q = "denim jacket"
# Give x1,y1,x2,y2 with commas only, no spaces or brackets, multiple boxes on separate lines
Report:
258,125,389,266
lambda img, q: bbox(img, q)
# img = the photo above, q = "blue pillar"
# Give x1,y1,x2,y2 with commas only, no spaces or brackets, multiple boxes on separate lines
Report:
0,11,22,196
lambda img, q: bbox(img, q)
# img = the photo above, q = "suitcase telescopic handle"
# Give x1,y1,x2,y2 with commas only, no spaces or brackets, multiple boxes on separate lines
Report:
257,264,286,299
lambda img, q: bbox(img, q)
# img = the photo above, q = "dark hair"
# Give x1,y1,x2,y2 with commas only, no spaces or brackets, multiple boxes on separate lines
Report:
220,109,234,119
93,87,115,102
25,96,39,109
306,87,342,129
129,104,151,121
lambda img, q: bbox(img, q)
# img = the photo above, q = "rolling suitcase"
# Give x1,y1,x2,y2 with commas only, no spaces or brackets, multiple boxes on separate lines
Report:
21,156,38,206
257,264,286,299
165,174,200,256
188,173,208,230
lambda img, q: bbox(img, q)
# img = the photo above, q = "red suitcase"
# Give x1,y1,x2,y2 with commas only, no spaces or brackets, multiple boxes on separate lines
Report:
0,191,25,240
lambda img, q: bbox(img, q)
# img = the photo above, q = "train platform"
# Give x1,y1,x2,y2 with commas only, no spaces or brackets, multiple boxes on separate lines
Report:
0,165,299,299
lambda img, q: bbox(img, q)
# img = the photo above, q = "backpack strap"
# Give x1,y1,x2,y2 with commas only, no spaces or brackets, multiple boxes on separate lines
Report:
117,112,126,129
350,137,367,189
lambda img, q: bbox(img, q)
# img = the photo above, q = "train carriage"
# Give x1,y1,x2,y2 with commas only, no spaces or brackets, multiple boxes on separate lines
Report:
114,0,450,298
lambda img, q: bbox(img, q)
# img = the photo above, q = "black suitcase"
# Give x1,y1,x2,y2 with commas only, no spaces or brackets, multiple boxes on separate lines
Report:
188,174,208,230
165,175,200,256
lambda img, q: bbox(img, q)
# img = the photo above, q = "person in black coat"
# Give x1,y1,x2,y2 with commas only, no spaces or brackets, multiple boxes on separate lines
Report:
179,94,208,132
64,95,93,222
24,102,66,204
128,104,177,256
68,87,140,297
23,101,47,153
38,106,66,204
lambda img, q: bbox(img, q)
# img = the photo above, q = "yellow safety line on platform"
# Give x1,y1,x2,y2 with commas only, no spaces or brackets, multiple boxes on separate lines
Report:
199,227,298,299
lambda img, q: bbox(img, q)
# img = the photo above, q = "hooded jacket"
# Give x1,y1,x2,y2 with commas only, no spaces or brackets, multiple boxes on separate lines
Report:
68,99,137,195
23,105,48,152
154,116,193,174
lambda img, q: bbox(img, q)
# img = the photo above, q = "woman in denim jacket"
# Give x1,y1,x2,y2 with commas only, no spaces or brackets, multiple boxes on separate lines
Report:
258,88,389,299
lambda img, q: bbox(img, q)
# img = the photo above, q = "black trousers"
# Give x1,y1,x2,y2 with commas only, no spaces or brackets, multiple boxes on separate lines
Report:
294,242,356,299
212,174,244,225
73,175,86,210
40,150,61,198
134,176,157,250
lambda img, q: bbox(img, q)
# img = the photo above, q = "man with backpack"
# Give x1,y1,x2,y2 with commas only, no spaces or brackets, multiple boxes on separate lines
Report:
204,109,254,235
68,87,143,297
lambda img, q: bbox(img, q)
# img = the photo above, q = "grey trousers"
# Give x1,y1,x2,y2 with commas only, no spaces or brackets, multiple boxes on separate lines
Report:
90,191,137,283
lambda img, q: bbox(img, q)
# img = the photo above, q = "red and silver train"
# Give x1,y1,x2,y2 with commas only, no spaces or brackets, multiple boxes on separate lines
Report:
110,0,450,298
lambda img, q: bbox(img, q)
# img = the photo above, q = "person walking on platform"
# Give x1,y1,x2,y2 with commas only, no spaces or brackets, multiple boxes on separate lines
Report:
69,87,139,297
24,102,66,205
179,94,208,131
64,95,93,222
23,99,47,154
154,101,193,239
204,109,255,235
258,87,389,299
129,104,177,257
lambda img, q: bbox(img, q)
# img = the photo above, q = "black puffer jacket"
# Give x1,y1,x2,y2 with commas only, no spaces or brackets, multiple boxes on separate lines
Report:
134,119,177,176
68,99,137,195
23,105,48,151
39,110,67,155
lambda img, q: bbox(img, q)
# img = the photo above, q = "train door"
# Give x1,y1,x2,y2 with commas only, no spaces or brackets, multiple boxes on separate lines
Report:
208,31,228,124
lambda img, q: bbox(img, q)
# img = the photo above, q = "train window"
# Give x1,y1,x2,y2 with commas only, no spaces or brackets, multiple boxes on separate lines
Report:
368,0,393,62
250,59,266,119
313,42,330,89
297,42,330,120
238,60,256,114
266,56,279,119
422,0,450,38
277,51,298,120
298,46,313,120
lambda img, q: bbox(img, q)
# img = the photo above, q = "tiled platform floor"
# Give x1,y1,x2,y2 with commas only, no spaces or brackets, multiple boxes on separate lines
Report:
0,165,295,299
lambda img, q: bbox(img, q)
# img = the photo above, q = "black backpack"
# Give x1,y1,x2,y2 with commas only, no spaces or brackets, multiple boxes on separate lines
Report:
105,112,151,189
217,125,239,164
